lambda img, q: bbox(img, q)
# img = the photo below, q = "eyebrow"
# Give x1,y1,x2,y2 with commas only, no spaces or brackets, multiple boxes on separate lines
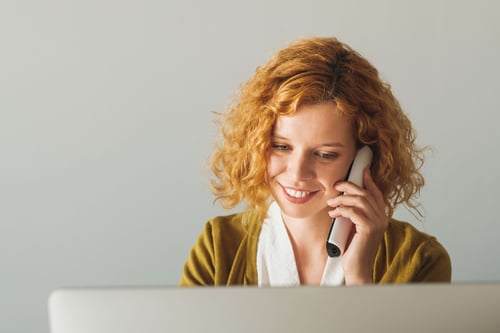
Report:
271,134,346,148
322,143,346,148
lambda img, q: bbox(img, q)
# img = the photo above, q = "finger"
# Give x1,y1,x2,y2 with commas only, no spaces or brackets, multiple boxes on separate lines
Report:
328,191,386,229
328,194,372,213
334,180,365,196
328,205,367,222
328,197,381,228
329,183,379,216
330,205,387,234
327,196,379,227
334,167,377,195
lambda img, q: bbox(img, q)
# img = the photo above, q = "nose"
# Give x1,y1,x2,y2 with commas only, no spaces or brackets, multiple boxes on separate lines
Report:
287,151,314,181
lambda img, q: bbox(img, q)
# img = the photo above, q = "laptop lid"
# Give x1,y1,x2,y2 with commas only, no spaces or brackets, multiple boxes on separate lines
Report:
48,283,500,333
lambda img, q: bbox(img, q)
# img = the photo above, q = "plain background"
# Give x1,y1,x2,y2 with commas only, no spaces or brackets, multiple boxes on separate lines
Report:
1,0,499,332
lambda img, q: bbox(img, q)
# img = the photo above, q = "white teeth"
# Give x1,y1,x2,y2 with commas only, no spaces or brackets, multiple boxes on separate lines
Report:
285,188,311,198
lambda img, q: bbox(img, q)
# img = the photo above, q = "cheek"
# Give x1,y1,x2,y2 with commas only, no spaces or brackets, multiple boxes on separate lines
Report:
266,155,281,178
320,170,345,189
320,164,351,189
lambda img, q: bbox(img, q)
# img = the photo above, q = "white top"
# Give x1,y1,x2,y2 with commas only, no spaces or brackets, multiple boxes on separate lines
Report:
256,201,345,286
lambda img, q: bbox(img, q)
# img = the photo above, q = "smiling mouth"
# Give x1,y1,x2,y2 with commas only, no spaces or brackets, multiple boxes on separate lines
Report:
284,188,312,198
281,185,318,203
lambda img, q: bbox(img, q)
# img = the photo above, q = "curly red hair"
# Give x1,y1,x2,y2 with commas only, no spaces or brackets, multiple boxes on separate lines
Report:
210,37,425,221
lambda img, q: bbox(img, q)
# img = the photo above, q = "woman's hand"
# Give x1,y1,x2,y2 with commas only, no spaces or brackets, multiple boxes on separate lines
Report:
326,168,388,285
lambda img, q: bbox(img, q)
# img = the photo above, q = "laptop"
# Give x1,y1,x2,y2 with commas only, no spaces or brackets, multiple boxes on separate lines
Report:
48,283,500,333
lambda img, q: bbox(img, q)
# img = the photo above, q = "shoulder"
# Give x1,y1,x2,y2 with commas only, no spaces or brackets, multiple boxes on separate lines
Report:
206,212,249,235
179,211,262,286
384,218,446,253
204,211,261,244
375,218,452,282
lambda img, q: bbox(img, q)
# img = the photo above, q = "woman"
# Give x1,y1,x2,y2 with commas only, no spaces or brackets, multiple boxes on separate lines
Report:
180,37,451,286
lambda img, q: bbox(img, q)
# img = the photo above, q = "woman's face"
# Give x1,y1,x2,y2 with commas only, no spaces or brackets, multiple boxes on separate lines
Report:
266,102,357,222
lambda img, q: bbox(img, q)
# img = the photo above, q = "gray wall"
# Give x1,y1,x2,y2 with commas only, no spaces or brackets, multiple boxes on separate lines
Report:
1,0,499,332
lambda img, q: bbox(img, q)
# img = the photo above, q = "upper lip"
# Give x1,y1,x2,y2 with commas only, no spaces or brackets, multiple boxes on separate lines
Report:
280,183,315,191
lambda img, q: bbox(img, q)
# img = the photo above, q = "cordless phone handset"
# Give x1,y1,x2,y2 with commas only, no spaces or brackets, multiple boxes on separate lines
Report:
326,146,373,258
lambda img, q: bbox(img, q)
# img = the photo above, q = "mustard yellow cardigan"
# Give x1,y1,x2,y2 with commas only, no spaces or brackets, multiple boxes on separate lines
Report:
180,212,452,286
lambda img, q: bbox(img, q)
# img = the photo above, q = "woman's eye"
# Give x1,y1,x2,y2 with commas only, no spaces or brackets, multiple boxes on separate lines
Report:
271,143,290,151
316,151,339,160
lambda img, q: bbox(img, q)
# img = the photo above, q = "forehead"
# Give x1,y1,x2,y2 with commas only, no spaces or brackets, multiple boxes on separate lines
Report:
273,103,354,143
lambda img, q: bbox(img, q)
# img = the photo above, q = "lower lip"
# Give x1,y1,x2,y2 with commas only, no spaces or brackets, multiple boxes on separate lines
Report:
281,186,317,204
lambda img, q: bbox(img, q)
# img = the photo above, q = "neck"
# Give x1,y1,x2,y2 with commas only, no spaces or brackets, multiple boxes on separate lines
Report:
281,209,332,285
281,210,332,248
